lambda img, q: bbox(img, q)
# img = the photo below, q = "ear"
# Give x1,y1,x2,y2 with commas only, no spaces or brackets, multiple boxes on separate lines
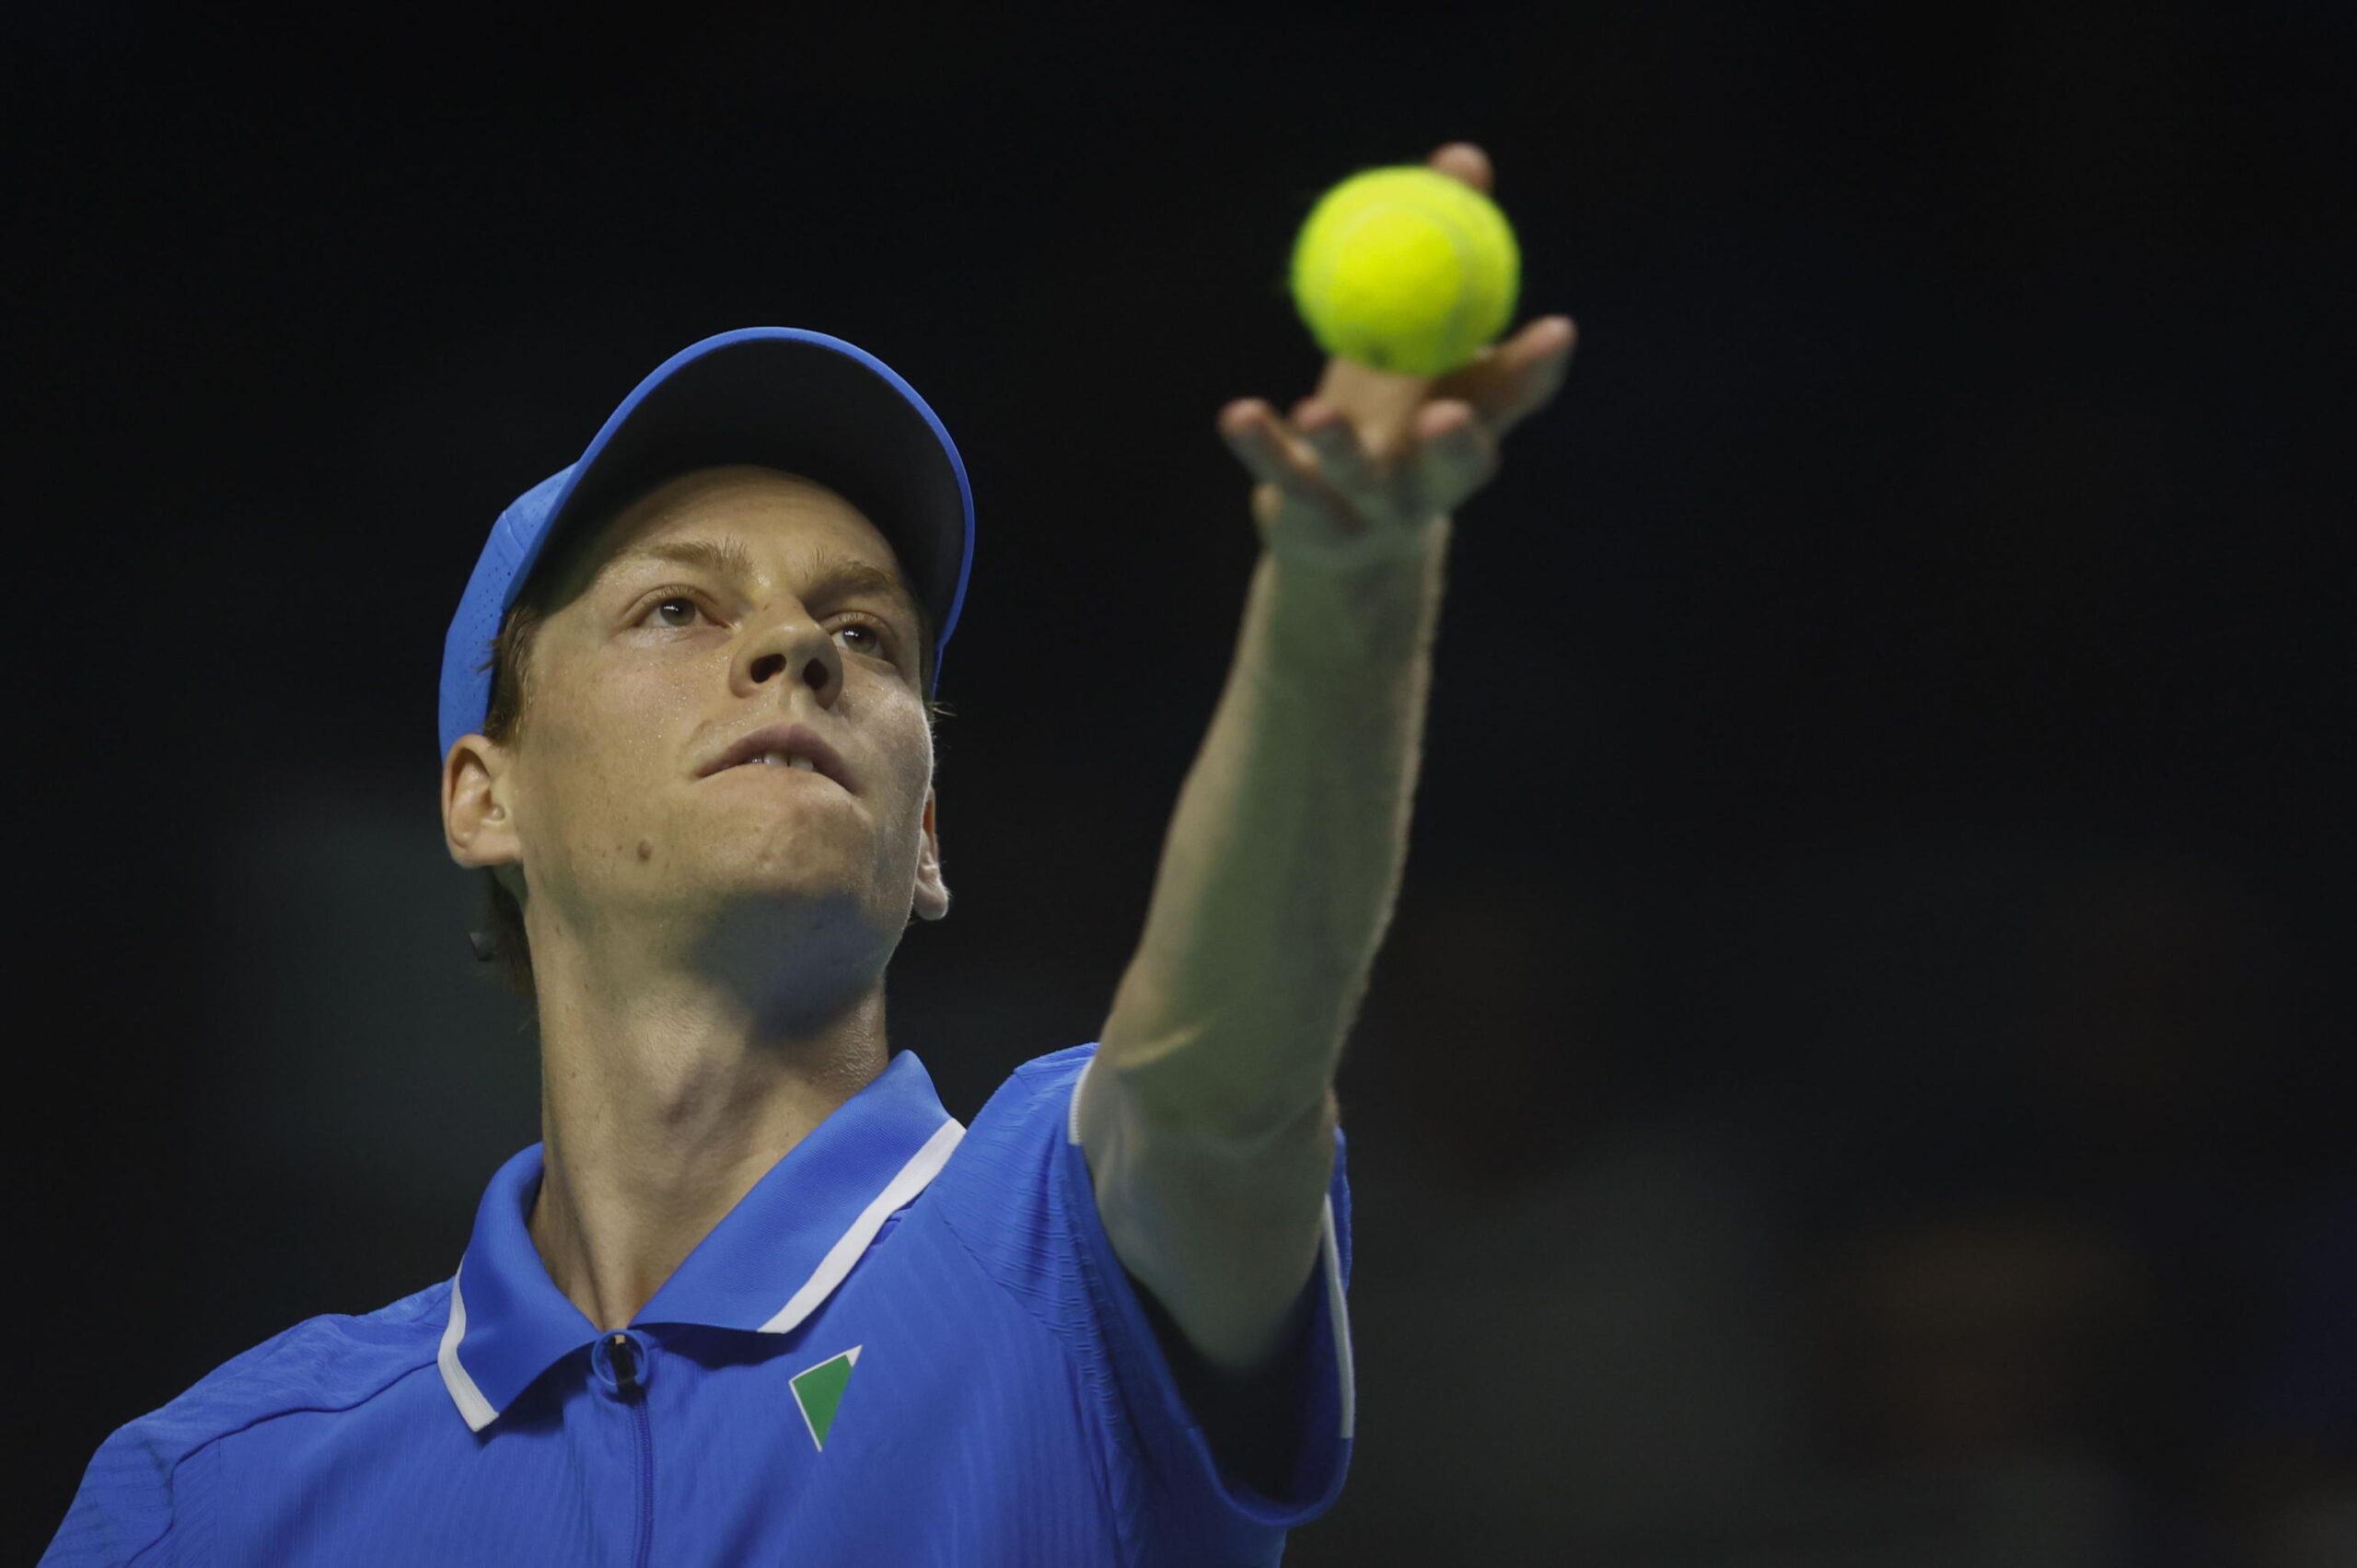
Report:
911,784,950,922
444,732,523,882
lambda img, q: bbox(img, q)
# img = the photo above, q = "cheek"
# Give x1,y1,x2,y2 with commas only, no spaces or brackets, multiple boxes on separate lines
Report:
529,667,696,835
884,738,937,851
528,745,645,869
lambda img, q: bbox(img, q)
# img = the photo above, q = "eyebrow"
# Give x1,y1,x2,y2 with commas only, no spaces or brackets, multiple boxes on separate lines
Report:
610,537,922,629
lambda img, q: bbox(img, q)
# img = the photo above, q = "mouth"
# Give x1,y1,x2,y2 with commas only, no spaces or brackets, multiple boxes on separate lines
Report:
730,754,841,785
700,723,855,793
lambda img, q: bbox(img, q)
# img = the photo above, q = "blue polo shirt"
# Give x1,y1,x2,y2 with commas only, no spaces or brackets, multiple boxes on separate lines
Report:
44,1044,1356,1566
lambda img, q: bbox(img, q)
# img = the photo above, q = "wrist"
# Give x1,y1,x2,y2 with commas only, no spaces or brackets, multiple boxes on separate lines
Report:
1252,520,1449,681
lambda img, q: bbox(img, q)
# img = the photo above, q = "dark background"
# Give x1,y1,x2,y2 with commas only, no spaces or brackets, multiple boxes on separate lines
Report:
15,2,2352,1562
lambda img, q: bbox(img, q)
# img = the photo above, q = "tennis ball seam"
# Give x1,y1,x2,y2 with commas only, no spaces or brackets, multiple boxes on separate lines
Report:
1289,166,1519,377
1331,190,1480,364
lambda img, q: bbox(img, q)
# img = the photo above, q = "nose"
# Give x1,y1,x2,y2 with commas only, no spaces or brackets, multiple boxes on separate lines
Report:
739,609,843,706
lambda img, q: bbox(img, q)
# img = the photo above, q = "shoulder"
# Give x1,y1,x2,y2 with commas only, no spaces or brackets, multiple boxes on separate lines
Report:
915,1046,1097,1300
996,1042,1099,1108
52,1282,452,1562
938,1044,1098,1182
924,1041,1362,1548
155,1279,452,1440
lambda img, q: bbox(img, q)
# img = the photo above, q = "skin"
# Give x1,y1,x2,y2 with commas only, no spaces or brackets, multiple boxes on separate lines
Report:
1086,138,1573,1375
1216,141,1573,566
435,137,1573,1388
1066,137,1572,1491
441,464,947,1334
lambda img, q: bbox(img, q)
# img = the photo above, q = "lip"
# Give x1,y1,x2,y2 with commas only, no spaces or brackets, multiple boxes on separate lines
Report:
699,723,855,794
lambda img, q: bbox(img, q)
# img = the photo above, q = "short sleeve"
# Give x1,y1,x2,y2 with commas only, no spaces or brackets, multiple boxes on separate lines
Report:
41,1419,179,1566
930,1043,1356,1566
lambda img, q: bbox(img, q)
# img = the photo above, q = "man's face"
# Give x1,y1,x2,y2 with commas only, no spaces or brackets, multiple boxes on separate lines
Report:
458,464,947,987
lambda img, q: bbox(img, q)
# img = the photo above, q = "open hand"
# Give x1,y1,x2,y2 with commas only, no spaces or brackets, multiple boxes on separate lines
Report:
1219,142,1577,572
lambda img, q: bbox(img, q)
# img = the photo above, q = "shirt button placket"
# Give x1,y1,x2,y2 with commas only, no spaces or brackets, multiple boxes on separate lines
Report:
593,1330,656,1568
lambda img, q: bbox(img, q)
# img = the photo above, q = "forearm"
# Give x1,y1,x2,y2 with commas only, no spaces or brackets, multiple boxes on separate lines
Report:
1098,523,1449,1137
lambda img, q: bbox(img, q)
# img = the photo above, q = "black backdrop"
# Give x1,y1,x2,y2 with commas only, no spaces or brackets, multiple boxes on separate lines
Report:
16,4,2352,1562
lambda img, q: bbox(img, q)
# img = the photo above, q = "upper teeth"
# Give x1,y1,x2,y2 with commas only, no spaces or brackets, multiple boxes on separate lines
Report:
758,751,818,772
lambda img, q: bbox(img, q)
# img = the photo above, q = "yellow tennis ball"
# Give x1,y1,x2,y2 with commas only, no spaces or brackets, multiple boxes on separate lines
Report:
1289,164,1521,377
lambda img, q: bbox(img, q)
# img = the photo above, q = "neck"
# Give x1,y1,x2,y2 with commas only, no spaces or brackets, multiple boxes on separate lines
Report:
523,936,894,1335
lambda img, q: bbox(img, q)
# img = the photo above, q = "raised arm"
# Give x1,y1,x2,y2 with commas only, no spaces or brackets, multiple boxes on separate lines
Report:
1076,141,1578,1393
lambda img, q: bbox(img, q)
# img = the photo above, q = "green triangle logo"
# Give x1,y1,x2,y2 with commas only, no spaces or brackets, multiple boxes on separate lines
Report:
790,1345,862,1450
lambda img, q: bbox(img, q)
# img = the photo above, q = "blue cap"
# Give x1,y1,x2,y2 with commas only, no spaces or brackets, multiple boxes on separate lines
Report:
437,327,976,764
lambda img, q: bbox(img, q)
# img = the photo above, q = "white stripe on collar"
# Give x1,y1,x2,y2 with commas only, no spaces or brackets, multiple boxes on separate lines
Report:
437,1266,500,1434
757,1116,966,1334
437,1113,965,1430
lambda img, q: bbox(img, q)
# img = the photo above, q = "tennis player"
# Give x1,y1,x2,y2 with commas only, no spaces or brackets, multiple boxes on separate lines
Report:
44,141,1573,1566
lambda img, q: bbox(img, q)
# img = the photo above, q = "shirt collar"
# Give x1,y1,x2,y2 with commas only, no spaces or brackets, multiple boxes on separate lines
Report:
437,1049,965,1432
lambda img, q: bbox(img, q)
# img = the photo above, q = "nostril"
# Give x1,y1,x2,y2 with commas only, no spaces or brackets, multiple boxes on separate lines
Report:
749,653,786,683
801,656,831,688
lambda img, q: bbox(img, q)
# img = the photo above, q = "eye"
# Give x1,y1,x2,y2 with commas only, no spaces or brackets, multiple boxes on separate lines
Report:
834,618,890,657
645,595,707,630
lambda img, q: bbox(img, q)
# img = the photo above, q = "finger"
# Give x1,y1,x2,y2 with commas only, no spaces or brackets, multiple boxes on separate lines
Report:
1221,402,1365,541
1219,399,1335,497
1429,141,1492,193
1434,315,1576,436
1406,401,1500,516
1313,354,1434,462
1293,396,1380,493
1219,398,1309,470
1298,393,1427,526
1487,316,1577,432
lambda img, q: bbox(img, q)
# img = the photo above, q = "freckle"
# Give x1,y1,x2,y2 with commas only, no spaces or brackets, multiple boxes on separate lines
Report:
636,839,653,862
